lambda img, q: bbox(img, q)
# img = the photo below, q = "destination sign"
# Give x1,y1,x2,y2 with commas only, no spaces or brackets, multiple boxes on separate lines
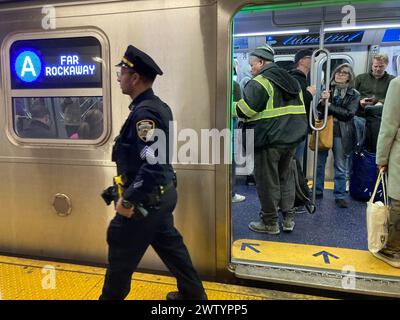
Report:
10,37,102,89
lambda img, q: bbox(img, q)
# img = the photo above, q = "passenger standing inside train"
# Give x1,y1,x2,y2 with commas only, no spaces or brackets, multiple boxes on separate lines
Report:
374,75,400,268
61,97,82,138
354,54,395,149
235,45,307,234
315,64,360,208
289,49,317,168
232,76,246,203
99,45,207,300
71,109,103,140
20,99,54,139
238,63,256,186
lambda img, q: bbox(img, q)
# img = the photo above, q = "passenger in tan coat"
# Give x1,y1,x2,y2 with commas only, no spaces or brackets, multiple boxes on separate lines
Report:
375,76,400,268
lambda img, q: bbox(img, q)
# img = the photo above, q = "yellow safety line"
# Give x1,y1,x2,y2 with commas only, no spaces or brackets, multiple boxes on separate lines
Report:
232,239,400,278
0,255,325,300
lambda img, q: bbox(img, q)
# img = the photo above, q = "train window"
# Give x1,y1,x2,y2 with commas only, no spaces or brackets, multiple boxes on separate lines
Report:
13,97,103,140
3,31,109,145
322,56,354,79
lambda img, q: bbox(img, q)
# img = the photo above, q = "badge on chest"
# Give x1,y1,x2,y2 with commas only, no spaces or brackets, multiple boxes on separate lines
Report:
136,119,155,142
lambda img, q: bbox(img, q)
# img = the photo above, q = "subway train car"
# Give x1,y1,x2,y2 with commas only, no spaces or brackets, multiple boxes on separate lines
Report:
0,0,399,298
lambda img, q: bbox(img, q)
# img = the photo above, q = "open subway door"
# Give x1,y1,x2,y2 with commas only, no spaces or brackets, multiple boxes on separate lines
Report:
230,0,400,297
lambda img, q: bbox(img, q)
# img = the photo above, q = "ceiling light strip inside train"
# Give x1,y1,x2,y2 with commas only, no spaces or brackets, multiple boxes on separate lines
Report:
325,23,400,32
234,29,310,37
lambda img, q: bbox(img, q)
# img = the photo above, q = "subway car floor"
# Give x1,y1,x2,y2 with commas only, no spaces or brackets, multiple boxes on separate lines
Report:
233,180,367,249
0,255,328,300
232,178,400,279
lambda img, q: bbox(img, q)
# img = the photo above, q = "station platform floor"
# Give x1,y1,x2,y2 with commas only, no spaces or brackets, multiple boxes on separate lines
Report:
0,255,329,300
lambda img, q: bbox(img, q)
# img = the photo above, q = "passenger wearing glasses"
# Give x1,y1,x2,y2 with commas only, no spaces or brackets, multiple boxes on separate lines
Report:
315,64,360,208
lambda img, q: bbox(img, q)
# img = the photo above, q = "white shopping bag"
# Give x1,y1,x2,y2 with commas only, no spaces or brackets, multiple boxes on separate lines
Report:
366,170,390,253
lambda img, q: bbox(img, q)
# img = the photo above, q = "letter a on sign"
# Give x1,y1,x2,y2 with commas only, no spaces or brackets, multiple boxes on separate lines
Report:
21,56,36,77
15,51,41,83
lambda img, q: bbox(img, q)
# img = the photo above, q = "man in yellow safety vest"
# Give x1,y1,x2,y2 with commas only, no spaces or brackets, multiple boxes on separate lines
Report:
235,44,307,234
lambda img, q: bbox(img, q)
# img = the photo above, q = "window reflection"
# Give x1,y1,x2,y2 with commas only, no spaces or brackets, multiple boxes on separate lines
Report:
13,96,104,140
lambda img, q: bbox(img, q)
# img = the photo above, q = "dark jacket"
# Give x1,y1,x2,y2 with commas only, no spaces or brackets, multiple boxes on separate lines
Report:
318,85,360,155
233,80,242,103
354,71,395,117
20,119,54,139
236,63,307,149
289,68,313,129
112,89,175,204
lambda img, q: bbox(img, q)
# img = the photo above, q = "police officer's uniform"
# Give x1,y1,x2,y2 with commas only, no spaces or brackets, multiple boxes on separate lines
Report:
100,46,206,300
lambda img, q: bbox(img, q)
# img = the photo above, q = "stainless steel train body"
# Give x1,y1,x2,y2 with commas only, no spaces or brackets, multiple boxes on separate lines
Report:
1,0,399,297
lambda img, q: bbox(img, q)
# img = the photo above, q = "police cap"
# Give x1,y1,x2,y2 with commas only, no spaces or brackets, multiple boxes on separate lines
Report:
116,45,163,79
250,44,275,62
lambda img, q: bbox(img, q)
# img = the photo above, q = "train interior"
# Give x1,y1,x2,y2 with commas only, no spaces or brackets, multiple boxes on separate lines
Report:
230,0,400,295
14,96,103,139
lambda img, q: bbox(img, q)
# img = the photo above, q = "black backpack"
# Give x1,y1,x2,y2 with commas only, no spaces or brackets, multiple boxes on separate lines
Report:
292,158,316,214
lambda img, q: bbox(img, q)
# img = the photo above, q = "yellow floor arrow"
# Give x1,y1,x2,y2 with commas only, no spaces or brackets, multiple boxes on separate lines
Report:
233,239,400,278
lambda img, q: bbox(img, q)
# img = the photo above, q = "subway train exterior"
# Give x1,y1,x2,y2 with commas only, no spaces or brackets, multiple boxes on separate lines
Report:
1,0,400,298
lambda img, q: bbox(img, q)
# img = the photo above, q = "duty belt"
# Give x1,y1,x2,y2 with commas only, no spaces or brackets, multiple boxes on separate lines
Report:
159,181,175,196
146,180,175,209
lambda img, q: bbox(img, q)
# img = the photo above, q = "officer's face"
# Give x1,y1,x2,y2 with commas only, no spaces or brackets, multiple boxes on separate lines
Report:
117,67,137,94
249,57,265,77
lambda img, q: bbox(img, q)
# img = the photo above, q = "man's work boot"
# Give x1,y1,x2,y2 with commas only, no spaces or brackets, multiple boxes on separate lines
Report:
248,220,280,234
282,216,295,232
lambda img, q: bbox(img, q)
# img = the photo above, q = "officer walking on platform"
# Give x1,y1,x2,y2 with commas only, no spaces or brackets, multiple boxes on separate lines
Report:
99,45,207,300
235,45,307,234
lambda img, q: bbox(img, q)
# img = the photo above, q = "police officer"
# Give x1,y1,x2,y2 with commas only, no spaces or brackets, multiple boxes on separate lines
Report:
99,45,207,300
235,45,307,234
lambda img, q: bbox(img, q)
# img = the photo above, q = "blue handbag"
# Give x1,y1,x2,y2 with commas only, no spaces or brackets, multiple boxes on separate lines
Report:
349,150,384,202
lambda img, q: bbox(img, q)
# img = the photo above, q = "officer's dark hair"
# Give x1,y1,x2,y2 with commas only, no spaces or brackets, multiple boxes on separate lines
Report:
133,68,156,83
30,99,50,119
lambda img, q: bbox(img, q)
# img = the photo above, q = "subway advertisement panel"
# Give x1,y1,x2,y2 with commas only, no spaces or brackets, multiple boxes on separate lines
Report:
10,37,102,90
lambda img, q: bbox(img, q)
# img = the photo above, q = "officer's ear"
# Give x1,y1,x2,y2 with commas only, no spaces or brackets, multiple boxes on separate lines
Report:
130,72,141,85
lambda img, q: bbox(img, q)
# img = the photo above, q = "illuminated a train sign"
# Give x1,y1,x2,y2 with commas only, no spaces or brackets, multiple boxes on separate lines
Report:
14,50,42,83
15,51,97,83
10,36,102,89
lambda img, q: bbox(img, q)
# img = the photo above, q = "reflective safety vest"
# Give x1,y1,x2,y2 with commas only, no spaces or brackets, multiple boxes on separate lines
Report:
235,74,306,122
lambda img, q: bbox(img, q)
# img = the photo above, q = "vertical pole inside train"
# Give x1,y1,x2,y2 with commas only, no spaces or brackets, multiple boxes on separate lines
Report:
310,8,331,206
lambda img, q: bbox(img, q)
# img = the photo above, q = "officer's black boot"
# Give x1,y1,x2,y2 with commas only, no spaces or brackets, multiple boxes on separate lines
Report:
166,291,208,300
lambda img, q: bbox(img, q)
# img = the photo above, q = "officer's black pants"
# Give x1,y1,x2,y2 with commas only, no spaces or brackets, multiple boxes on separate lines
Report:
99,188,205,300
254,147,296,224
